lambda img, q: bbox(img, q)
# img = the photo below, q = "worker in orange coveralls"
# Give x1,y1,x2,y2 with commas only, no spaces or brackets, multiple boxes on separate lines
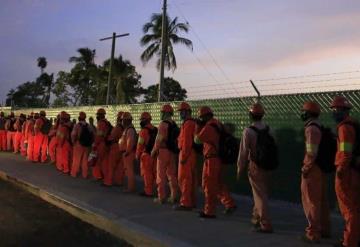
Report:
48,115,60,164
300,101,331,243
13,114,26,154
103,111,124,186
56,112,72,174
330,96,360,247
136,112,157,197
20,114,28,156
26,112,36,161
119,112,137,193
5,112,16,151
70,112,91,178
33,110,49,163
0,112,6,151
174,102,197,211
151,104,178,204
237,103,273,232
194,106,236,218
92,108,111,180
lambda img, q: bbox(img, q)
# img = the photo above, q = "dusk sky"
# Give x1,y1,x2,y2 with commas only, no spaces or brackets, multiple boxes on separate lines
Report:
1,0,360,102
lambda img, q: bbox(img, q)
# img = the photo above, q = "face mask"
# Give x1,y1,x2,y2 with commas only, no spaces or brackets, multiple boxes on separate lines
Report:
140,120,147,128
332,111,346,123
300,112,309,122
180,111,187,121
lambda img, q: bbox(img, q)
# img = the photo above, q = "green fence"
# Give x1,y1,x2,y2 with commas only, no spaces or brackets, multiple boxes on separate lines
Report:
12,90,360,205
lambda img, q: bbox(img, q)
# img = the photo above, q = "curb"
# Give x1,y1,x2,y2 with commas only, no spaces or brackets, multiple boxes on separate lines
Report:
0,170,192,247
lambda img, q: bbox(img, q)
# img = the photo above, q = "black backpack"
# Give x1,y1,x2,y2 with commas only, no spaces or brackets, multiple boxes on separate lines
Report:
164,120,180,154
249,126,279,171
210,123,240,165
40,118,52,135
308,123,336,173
144,127,158,154
0,118,5,130
79,123,94,147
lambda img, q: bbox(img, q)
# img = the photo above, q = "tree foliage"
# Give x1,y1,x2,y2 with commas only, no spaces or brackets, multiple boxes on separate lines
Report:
144,77,187,103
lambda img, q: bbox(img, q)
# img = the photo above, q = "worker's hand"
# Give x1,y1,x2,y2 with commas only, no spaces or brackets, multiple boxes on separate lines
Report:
336,166,346,179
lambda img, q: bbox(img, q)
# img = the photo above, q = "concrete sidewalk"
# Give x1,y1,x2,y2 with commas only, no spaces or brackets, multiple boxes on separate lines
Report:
0,152,343,247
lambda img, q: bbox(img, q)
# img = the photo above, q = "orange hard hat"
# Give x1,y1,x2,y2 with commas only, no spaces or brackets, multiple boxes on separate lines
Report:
140,112,152,120
330,96,352,109
79,111,86,119
97,108,106,115
30,112,34,116
302,101,320,114
198,106,213,117
161,104,174,113
122,112,132,120
117,111,124,118
177,102,191,111
249,103,265,116
60,111,67,119
40,110,46,116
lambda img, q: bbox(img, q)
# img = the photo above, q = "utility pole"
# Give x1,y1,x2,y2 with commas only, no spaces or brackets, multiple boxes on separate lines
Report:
100,32,129,105
158,0,167,102
250,80,261,102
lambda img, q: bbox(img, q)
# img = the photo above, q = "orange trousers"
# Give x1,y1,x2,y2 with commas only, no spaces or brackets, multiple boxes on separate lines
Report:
71,143,89,178
202,157,235,216
6,131,15,151
33,133,48,163
178,149,197,208
92,142,108,180
20,135,26,156
13,132,22,153
140,153,156,195
0,130,6,151
48,137,57,163
301,165,331,240
57,141,71,173
248,162,272,231
103,144,124,186
156,149,178,201
123,151,135,192
335,168,360,247
27,136,34,161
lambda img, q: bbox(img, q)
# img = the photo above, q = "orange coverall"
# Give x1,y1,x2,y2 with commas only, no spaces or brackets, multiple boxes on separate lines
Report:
178,119,197,208
48,124,58,163
238,121,272,230
13,118,23,153
56,123,72,173
0,117,7,151
301,120,331,241
70,121,90,178
136,123,156,196
195,118,235,216
34,117,49,163
119,125,136,192
26,119,35,161
103,125,124,186
335,117,360,247
153,120,178,201
92,119,110,180
20,120,27,156
6,119,15,151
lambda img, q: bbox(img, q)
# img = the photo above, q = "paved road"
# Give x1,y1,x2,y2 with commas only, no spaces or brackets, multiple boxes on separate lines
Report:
0,152,343,247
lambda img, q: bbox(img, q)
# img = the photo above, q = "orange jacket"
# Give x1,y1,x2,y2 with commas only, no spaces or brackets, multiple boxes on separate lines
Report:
108,125,124,145
194,118,220,158
95,119,110,146
335,116,356,168
71,121,87,144
14,118,22,132
56,123,71,146
136,123,155,159
34,117,46,135
153,120,173,152
119,125,136,153
178,118,196,162
25,119,35,139
303,119,322,171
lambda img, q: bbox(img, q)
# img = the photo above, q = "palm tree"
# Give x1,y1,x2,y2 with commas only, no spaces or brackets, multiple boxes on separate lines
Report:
37,57,47,74
69,48,96,69
140,13,193,71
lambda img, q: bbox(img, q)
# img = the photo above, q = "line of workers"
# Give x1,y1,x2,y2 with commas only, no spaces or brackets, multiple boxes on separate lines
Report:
0,96,358,247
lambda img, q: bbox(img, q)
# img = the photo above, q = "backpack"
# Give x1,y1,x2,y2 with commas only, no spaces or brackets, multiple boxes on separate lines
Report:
210,123,240,165
249,126,279,170
183,119,203,154
0,118,5,130
308,123,336,173
144,127,158,154
40,118,52,135
163,120,180,154
79,123,94,147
